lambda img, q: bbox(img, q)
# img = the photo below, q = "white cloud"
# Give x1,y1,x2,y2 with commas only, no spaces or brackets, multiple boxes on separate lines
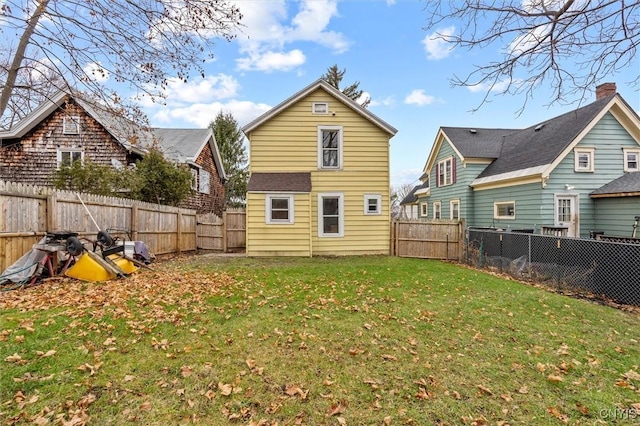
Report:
422,26,455,60
151,99,271,129
160,74,240,103
404,89,436,106
83,62,110,82
466,79,517,94
369,96,395,107
236,49,306,72
508,25,549,56
233,0,349,72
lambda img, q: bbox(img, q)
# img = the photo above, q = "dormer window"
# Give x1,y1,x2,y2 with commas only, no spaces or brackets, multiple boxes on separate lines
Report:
312,102,328,114
63,116,80,134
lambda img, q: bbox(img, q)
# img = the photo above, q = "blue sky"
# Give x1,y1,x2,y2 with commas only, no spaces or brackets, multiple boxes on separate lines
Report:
138,0,640,189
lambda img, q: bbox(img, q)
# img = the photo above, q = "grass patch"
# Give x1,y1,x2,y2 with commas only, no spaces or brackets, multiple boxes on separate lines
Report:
1,255,638,425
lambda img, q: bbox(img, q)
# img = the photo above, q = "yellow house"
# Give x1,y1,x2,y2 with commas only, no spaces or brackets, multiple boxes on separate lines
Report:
242,79,397,256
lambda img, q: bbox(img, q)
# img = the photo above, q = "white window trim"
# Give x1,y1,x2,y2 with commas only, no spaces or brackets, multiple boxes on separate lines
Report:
364,194,382,215
312,102,329,114
266,194,294,224
433,201,441,220
574,147,595,172
317,126,343,170
420,202,428,217
318,192,344,237
450,199,460,220
56,148,83,168
437,157,453,186
494,201,516,220
199,169,210,194
63,116,80,135
623,148,640,172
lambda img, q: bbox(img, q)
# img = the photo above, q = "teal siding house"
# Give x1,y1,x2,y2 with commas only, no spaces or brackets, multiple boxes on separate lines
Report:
414,83,640,238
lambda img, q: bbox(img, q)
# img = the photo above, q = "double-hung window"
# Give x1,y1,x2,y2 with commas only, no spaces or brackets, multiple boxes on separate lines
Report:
624,149,640,172
420,202,428,217
318,126,343,169
199,170,210,194
450,200,460,220
436,157,454,186
574,148,595,172
364,194,381,215
433,201,441,219
318,193,344,237
266,194,294,224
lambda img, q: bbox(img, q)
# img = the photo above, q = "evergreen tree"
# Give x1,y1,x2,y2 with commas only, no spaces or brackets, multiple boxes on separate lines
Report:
209,111,249,207
321,65,370,108
131,148,193,206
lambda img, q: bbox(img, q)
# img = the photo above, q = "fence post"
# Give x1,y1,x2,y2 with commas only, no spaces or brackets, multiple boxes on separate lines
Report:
131,204,138,241
176,210,182,255
223,210,228,253
46,194,57,231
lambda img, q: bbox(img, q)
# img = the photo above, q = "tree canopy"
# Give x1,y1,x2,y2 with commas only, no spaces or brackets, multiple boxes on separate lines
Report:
209,111,249,207
0,0,242,129
421,1,639,110
321,65,371,108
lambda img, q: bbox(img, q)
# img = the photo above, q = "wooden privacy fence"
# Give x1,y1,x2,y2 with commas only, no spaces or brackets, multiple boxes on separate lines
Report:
196,208,246,252
0,181,246,272
390,219,464,260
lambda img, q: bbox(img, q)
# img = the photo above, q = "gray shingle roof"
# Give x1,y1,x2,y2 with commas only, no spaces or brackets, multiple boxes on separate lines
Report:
248,172,312,192
399,182,429,205
440,127,515,159
591,172,640,197
477,95,615,178
152,128,211,163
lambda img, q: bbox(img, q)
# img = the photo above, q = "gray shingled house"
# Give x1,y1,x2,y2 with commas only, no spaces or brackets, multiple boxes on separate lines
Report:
0,91,226,214
412,83,640,238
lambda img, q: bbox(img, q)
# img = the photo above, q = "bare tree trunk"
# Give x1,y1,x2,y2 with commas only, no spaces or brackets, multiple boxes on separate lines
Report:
0,0,50,121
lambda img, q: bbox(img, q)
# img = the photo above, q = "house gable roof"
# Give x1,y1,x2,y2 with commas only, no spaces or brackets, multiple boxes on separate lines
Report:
399,182,429,205
242,79,398,136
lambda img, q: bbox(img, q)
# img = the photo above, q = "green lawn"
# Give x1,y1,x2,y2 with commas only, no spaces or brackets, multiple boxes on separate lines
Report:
1,255,638,425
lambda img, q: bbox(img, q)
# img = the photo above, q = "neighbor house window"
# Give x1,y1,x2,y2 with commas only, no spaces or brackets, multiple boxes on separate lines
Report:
436,157,455,187
63,116,80,134
450,200,460,220
433,201,441,219
190,168,198,191
313,102,328,114
57,148,83,167
199,169,210,194
266,194,294,224
623,149,640,172
420,202,428,217
364,194,382,215
574,148,595,172
494,201,516,219
318,126,343,169
318,193,344,237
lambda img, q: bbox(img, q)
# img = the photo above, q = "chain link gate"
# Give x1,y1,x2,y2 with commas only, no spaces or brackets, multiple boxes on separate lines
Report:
466,228,640,306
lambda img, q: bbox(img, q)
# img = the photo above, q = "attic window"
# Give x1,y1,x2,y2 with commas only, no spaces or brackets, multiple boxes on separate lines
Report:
63,116,80,134
313,102,329,114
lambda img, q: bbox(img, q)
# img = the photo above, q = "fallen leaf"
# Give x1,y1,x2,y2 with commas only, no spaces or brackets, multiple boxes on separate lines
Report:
326,401,346,417
37,349,56,357
382,354,397,361
623,370,640,381
477,384,493,396
124,375,135,382
5,353,23,363
218,382,233,396
246,359,256,369
204,390,215,400
547,374,564,383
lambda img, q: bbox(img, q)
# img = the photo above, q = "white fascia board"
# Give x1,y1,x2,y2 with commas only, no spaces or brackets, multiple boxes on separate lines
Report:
470,164,550,187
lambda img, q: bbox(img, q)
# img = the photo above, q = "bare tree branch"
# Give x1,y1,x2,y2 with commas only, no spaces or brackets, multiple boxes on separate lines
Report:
421,0,639,111
0,0,242,129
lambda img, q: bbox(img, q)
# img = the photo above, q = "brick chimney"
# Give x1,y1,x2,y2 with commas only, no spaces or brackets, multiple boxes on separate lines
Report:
596,82,616,99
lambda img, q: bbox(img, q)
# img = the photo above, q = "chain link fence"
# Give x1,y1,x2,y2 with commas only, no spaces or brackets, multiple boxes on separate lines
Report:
466,228,640,306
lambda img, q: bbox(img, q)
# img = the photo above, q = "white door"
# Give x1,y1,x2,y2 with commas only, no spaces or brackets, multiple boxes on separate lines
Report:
554,194,579,237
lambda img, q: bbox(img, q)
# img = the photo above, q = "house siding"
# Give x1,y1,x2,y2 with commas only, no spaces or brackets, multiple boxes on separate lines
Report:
472,183,543,230
246,86,392,256
593,197,640,237
0,100,131,185
246,192,312,256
